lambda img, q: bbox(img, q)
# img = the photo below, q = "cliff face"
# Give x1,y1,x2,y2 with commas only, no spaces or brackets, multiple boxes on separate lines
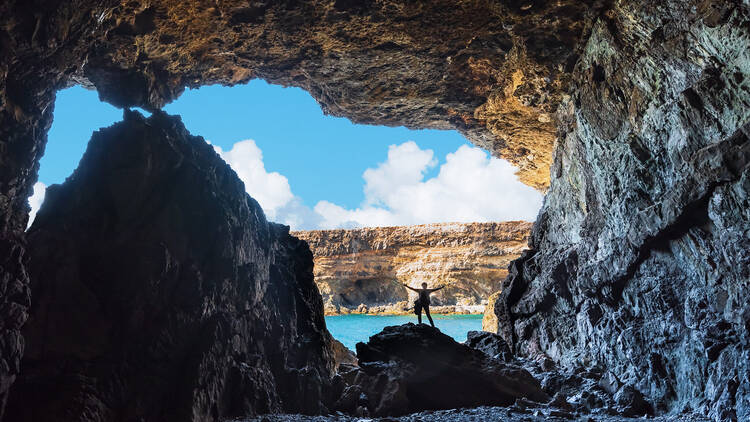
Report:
5,110,333,421
293,222,532,315
492,1,750,420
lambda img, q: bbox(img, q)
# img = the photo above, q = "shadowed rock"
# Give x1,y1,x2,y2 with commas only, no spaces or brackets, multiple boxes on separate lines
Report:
493,2,750,419
5,110,334,421
466,330,513,362
345,323,548,416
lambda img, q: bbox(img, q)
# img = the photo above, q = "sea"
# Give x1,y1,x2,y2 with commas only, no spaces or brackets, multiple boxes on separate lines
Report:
325,314,484,351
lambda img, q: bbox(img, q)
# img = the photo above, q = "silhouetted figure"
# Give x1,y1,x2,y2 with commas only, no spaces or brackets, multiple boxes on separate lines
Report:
403,282,444,327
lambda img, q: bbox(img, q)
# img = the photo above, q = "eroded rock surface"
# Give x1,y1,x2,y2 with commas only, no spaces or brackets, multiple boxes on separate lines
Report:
334,323,548,416
493,1,750,420
0,1,604,406
88,0,609,189
5,110,333,421
294,222,531,315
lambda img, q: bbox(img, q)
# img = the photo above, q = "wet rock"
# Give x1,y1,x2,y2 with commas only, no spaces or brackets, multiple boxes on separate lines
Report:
465,330,513,362
4,110,334,421
352,323,549,416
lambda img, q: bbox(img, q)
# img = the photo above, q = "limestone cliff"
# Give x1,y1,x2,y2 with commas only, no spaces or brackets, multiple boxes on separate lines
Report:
293,222,531,315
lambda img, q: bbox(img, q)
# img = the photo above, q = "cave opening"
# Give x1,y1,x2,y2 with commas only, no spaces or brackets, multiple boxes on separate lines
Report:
30,80,543,231
4,0,748,420
24,77,544,393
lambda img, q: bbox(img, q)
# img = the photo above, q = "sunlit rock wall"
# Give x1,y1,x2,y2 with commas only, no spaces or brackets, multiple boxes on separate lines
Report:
294,222,531,315
494,1,750,419
82,0,608,189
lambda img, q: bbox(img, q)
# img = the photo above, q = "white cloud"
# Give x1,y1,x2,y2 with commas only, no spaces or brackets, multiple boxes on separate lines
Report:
212,139,293,217
213,138,542,231
28,181,47,228
212,140,323,229
312,142,543,229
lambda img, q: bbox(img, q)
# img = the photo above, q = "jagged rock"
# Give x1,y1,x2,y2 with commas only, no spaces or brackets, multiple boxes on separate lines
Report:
493,1,750,420
1,0,750,421
614,385,652,418
466,330,513,362
331,339,358,372
294,222,531,315
350,323,548,416
4,110,334,421
481,291,501,332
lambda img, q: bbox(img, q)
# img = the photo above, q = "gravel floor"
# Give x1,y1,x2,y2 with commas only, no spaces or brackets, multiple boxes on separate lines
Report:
231,405,710,422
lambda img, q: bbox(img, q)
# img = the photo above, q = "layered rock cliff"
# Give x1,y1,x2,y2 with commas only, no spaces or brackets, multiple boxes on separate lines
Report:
294,222,532,315
5,110,334,421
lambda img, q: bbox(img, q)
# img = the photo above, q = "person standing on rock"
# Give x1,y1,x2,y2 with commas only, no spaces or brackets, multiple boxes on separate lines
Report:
403,282,444,327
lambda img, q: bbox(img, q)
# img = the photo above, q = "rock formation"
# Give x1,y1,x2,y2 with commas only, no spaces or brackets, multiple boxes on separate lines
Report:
1,0,750,420
0,2,602,408
334,323,548,416
491,1,750,420
294,222,531,314
4,110,333,421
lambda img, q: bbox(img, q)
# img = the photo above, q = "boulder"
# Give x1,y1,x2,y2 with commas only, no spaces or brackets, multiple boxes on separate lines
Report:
331,338,358,371
5,110,334,421
353,323,549,416
466,330,513,362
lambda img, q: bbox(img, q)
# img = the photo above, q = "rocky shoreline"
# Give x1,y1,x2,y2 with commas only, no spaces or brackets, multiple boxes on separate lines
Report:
324,302,485,316
294,222,531,316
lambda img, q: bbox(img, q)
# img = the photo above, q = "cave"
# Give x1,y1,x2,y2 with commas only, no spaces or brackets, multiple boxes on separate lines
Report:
1,0,749,421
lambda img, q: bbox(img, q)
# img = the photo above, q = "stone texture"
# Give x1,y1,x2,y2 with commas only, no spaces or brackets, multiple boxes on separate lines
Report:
1,0,750,420
345,323,548,416
85,0,607,190
492,1,750,420
331,339,357,372
0,1,604,408
4,110,334,421
0,1,121,416
294,222,531,315
466,330,513,362
482,290,501,331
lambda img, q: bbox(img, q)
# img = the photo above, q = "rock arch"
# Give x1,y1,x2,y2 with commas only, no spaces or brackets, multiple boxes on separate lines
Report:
1,0,749,420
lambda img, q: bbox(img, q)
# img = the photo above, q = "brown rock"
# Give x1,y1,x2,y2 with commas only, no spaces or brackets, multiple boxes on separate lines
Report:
294,222,531,315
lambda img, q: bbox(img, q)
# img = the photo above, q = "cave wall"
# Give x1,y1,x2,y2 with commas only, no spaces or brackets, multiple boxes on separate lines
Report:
5,110,334,421
0,1,603,414
494,1,750,419
2,0,750,420
0,0,122,415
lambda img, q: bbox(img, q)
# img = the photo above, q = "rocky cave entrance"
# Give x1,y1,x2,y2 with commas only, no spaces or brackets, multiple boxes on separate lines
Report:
2,0,749,421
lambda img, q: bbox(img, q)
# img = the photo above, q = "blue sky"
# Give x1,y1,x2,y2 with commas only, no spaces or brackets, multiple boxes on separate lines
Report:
32,80,543,230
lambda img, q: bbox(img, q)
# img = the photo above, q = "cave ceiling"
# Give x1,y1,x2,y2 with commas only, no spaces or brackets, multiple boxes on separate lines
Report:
3,0,607,191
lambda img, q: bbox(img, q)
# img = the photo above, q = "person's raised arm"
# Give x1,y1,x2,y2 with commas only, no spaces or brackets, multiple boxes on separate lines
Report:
402,283,418,292
429,286,445,292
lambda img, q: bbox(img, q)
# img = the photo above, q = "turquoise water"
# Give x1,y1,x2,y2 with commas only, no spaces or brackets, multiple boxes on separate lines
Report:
325,314,483,351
